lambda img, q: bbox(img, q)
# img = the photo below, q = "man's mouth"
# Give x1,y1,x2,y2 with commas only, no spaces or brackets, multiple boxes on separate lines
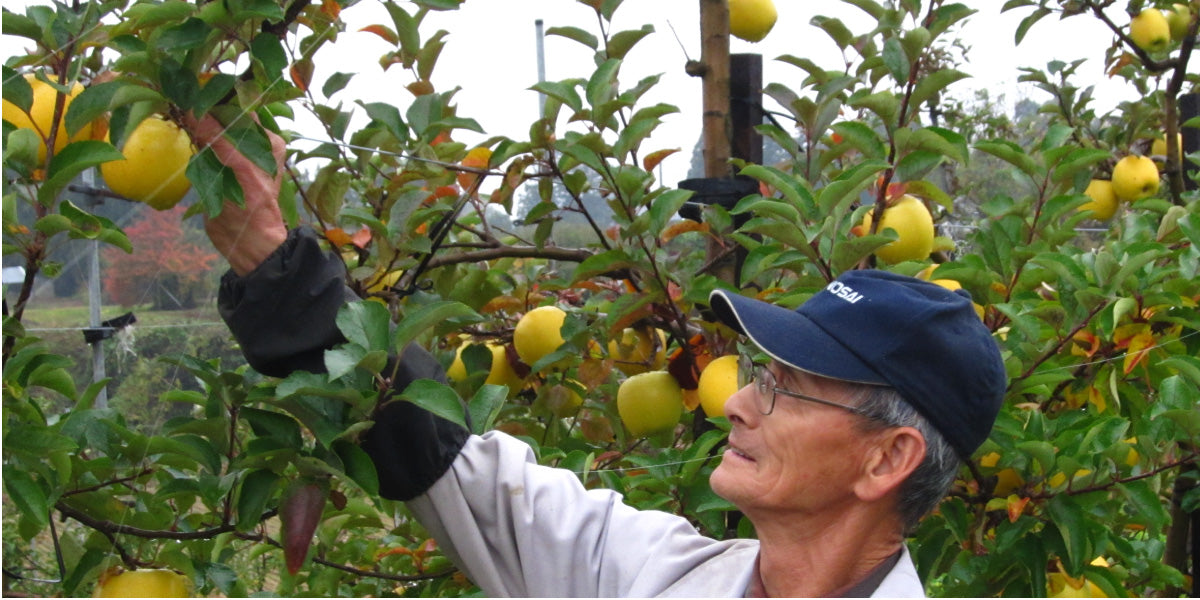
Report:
726,440,755,462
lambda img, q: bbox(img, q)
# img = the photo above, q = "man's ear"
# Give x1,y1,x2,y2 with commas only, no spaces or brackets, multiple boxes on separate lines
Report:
854,427,926,502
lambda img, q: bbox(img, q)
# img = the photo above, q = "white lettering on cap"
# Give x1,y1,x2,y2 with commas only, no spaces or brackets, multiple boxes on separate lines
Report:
826,281,863,304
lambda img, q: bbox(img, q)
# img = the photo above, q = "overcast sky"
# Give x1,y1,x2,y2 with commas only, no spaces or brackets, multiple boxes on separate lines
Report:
4,1,1143,186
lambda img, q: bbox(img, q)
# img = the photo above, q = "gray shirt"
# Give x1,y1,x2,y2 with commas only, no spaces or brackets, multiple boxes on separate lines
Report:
409,431,926,597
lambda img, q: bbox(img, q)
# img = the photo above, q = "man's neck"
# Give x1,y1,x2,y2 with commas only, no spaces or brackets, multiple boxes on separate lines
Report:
749,509,905,597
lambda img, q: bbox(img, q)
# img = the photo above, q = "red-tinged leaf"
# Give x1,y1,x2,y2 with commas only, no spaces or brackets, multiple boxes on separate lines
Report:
1007,495,1030,523
668,334,708,390
376,547,413,561
1070,331,1099,358
641,148,679,172
324,227,353,247
1112,323,1149,349
350,228,372,249
289,60,313,92
667,282,682,302
280,482,327,575
360,24,399,45
605,224,620,240
660,219,708,243
407,80,434,97
885,182,908,202
1107,53,1135,77
320,0,340,18
1123,331,1155,375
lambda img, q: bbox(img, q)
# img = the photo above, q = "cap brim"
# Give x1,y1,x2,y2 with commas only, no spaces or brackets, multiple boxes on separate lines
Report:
709,289,888,385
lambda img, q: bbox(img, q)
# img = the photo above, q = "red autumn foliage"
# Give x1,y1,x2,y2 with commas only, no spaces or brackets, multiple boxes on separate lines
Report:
102,206,218,309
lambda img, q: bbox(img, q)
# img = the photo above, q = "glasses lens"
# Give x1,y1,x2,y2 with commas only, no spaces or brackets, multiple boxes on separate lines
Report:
755,366,775,414
737,354,754,388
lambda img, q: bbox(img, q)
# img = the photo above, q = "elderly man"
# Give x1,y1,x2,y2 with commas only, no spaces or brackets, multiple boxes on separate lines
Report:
195,116,1006,597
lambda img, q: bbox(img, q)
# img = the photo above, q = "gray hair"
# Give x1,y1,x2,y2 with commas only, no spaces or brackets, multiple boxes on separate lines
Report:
850,384,961,532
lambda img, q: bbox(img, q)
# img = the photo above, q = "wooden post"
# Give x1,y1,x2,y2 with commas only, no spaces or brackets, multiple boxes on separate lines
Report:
700,0,732,179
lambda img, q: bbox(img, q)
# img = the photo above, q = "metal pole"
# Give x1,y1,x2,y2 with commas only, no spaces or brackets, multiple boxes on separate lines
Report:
83,168,107,408
535,19,547,117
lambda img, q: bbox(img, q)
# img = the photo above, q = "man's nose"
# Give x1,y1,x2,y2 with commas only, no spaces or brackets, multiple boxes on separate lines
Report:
721,383,758,426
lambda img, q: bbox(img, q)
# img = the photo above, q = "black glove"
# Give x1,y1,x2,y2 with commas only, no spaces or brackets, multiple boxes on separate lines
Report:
218,227,469,501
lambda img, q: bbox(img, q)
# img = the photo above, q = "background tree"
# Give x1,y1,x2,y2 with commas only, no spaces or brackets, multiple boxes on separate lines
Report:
101,205,218,309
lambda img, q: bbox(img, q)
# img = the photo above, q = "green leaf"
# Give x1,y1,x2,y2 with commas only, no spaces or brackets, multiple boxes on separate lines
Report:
810,16,854,49
1047,494,1091,575
467,384,507,435
3,470,49,529
848,91,899,125
360,101,408,140
882,37,910,83
894,150,943,182
586,58,621,111
27,365,76,399
1,10,42,42
832,121,886,159
333,439,379,496
546,25,598,50
398,379,466,430
250,32,287,76
158,57,199,111
236,469,281,532
531,79,584,114
322,72,354,98
385,2,419,60
1014,7,1050,45
606,24,653,60
394,301,482,351
336,300,392,353
219,118,278,177
193,73,236,116
649,188,692,235
3,66,33,112
38,141,124,205
187,147,243,216
156,16,210,51
573,248,637,282
909,69,969,112
241,406,303,448
1117,480,1169,533
975,140,1040,180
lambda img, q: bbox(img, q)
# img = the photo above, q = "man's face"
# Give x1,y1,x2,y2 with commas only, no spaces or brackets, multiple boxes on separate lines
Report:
710,362,881,517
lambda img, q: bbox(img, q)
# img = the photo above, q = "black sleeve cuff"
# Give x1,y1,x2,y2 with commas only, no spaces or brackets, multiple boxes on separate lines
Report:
217,227,356,377
361,343,470,501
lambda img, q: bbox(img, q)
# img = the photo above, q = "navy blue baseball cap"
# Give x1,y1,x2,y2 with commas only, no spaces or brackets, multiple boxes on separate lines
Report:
708,269,1007,458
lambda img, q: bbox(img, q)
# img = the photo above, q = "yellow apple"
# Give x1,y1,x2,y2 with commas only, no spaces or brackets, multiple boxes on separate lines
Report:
1,73,87,164
697,355,739,418
608,327,667,376
94,568,191,597
728,0,777,43
617,371,684,437
1110,155,1160,202
513,305,566,368
1166,3,1193,41
1078,179,1118,221
1130,8,1171,52
860,194,935,264
100,116,195,210
1150,133,1183,161
447,342,525,394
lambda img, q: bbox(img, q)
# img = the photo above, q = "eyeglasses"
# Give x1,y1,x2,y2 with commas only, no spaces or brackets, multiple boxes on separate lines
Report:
737,354,873,417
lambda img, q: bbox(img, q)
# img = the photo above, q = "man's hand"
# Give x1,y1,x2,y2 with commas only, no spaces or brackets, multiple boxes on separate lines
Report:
185,113,289,276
